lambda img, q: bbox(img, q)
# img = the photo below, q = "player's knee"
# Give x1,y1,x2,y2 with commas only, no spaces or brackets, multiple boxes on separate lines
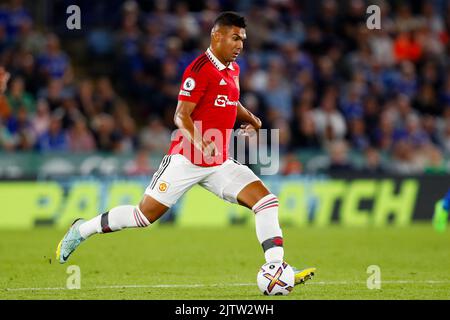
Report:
138,199,169,223
137,203,156,224
252,194,279,214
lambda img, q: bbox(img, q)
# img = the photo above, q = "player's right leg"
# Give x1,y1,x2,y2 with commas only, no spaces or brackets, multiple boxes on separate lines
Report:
56,194,168,264
56,154,204,264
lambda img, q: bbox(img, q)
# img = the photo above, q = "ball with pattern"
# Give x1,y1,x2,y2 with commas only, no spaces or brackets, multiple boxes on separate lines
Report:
257,261,295,296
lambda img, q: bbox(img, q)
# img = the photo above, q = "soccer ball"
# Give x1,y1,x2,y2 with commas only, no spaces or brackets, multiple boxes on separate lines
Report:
257,261,295,296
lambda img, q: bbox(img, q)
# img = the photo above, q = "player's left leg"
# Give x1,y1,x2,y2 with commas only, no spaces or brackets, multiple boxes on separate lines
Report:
236,180,283,263
236,180,316,285
200,160,283,262
200,159,315,285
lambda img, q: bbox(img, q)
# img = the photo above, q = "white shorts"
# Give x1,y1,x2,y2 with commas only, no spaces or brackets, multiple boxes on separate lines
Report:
144,154,260,208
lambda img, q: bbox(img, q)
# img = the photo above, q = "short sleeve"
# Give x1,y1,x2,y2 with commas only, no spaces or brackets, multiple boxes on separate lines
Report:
178,68,208,104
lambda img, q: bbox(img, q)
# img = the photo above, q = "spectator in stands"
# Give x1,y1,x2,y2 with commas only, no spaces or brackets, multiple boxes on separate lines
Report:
362,96,380,144
16,16,46,55
340,83,364,121
0,117,15,151
395,61,419,97
348,118,370,151
131,41,163,106
174,1,200,39
118,116,138,153
440,77,450,107
439,118,450,154
402,114,431,148
9,106,35,150
123,148,153,176
6,76,34,113
373,109,396,151
421,114,441,147
115,0,142,92
424,144,447,174
36,34,70,81
3,0,31,41
390,93,418,131
312,89,347,146
281,153,303,176
0,22,9,53
360,147,385,174
393,31,423,63
35,114,68,152
390,140,424,174
413,83,440,116
76,78,96,118
68,116,96,153
30,98,50,136
91,113,122,153
316,56,339,96
14,52,40,96
274,117,291,154
241,55,267,93
290,105,321,149
420,61,440,89
0,89,11,120
263,61,293,121
39,79,66,111
325,140,354,173
369,28,395,68
94,76,119,114
56,97,83,130
139,116,171,154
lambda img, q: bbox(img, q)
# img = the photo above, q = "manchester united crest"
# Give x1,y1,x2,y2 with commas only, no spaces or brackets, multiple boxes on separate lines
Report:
158,181,170,193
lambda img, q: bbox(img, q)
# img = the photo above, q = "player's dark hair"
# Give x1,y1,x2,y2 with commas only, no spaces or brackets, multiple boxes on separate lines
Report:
214,11,246,29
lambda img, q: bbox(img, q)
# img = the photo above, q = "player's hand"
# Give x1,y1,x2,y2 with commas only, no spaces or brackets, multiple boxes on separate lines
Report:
237,124,257,137
0,67,10,94
202,139,220,158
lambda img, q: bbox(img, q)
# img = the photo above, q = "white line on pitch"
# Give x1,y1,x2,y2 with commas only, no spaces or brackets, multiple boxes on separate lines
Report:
4,280,450,292
312,280,450,285
4,283,255,291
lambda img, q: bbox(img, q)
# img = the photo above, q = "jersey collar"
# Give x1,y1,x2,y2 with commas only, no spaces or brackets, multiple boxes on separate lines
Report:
206,47,234,71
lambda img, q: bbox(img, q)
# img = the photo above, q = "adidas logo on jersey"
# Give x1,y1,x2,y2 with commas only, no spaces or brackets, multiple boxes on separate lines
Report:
219,79,227,86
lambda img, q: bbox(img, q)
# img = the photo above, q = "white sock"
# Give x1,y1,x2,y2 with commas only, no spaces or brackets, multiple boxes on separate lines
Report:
252,194,284,263
79,205,150,239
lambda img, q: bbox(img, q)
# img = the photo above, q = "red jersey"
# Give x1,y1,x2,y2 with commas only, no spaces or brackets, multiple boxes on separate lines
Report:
168,48,240,167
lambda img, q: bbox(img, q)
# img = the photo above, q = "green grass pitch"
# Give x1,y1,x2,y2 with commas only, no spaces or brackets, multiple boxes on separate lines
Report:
1,224,449,300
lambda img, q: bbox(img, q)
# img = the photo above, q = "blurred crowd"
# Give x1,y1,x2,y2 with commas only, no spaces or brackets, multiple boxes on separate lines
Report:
0,0,449,175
